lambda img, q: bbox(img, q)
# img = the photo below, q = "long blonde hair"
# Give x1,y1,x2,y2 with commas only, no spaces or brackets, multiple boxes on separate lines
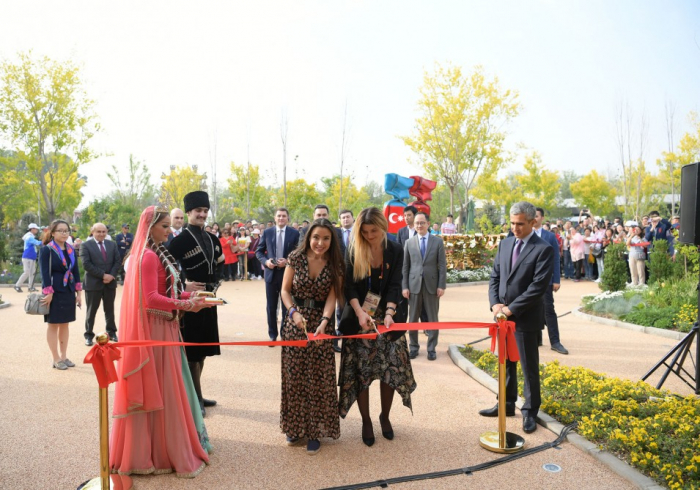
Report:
348,207,388,282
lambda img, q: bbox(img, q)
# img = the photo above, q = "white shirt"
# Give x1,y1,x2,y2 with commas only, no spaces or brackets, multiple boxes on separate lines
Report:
171,227,182,237
407,226,416,239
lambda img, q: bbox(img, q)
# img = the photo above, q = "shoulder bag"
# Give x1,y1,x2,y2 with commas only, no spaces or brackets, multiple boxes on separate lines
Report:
25,249,51,315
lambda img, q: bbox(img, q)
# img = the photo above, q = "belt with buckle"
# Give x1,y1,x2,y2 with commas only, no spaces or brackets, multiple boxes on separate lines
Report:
293,296,323,309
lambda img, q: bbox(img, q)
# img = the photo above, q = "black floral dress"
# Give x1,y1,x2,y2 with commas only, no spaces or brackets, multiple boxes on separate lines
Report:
280,251,340,440
338,266,417,418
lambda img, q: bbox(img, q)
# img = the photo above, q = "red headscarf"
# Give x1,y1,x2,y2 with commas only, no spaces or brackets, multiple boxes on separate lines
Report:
113,206,167,417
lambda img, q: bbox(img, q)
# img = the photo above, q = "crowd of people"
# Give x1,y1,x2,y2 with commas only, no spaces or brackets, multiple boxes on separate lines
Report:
538,209,677,286
11,195,681,479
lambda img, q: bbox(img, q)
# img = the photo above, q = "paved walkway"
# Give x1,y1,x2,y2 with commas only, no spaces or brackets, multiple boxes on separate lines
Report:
1,278,692,489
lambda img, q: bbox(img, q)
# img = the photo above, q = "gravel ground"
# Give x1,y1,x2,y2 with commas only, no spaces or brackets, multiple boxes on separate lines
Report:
2,277,687,489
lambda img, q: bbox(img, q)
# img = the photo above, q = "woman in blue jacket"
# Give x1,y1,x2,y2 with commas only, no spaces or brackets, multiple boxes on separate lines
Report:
39,220,83,370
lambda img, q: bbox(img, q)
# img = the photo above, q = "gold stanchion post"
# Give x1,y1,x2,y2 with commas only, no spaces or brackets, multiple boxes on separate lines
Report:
479,314,525,453
78,334,133,490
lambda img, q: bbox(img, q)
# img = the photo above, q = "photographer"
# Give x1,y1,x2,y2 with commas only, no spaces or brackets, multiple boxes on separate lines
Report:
644,211,674,255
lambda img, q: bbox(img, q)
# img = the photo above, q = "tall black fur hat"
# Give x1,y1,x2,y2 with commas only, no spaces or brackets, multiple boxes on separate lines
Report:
183,191,210,212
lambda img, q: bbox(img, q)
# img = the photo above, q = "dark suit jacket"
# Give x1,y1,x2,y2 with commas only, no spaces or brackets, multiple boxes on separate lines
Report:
255,226,300,283
488,233,554,332
80,239,121,291
345,239,403,313
397,226,414,247
537,228,561,285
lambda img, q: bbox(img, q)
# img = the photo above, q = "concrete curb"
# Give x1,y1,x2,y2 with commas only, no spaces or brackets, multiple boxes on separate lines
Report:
446,281,490,288
571,308,685,341
448,344,664,490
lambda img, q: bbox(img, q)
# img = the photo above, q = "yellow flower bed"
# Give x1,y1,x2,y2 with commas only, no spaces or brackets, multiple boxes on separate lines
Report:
460,346,700,489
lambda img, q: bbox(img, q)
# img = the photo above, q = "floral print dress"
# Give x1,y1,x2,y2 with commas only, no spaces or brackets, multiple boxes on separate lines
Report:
280,251,340,440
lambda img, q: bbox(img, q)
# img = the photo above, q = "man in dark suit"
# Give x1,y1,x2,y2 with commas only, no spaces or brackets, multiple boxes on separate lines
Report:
81,222,121,345
402,212,447,360
481,201,554,434
114,224,133,284
396,205,418,246
534,207,568,354
256,207,300,341
165,208,185,248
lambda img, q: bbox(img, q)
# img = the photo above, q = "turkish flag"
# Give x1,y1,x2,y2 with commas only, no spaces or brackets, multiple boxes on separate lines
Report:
384,200,407,235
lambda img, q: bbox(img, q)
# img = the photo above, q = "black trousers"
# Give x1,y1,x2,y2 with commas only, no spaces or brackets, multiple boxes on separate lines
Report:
542,285,560,345
505,329,540,417
265,274,286,340
84,288,117,339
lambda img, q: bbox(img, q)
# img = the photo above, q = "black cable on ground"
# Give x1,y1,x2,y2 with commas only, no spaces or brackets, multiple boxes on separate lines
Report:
320,421,579,490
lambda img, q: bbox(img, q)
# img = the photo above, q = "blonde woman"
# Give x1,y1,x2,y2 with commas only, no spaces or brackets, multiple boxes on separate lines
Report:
338,207,416,446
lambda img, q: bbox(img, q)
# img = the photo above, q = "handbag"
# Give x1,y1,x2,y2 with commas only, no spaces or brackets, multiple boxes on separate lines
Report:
25,293,50,315
25,249,52,316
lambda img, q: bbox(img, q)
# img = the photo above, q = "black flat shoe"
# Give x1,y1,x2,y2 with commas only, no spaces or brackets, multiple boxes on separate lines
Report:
202,398,217,407
362,421,375,447
378,413,394,440
523,416,537,433
478,403,515,417
13,286,22,293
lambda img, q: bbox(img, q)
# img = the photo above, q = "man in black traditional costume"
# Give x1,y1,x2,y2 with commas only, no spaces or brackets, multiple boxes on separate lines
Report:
168,191,224,417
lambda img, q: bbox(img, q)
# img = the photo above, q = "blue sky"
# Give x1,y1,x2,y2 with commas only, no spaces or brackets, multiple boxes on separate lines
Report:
1,0,699,207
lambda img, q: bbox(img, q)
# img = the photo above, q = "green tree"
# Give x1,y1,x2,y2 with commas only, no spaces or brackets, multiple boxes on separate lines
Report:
558,170,580,200
401,63,519,223
159,165,207,210
320,175,369,219
570,170,618,218
0,150,34,222
514,151,560,210
658,111,700,214
78,197,141,238
0,52,99,222
107,155,157,209
601,243,629,292
273,178,319,222
227,162,268,219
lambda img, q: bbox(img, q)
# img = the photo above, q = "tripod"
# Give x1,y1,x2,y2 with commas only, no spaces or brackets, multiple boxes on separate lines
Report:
641,323,699,394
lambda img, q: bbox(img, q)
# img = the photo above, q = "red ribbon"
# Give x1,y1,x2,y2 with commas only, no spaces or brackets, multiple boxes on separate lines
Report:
489,319,519,363
83,342,121,388
84,322,519,388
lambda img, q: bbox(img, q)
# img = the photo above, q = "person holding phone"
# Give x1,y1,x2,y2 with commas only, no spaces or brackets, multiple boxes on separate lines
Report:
39,220,83,371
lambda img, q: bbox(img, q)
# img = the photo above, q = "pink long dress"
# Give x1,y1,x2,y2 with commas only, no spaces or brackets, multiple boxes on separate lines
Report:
109,249,209,478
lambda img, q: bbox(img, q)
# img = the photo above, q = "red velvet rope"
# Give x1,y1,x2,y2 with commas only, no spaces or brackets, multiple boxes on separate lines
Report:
83,321,518,388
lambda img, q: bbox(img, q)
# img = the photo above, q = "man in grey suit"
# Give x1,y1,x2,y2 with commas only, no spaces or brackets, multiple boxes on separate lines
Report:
481,202,554,434
81,223,121,345
402,212,447,361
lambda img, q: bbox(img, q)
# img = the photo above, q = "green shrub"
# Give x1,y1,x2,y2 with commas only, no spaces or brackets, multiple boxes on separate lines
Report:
623,305,677,329
645,275,698,310
601,243,628,292
648,239,681,285
675,242,700,276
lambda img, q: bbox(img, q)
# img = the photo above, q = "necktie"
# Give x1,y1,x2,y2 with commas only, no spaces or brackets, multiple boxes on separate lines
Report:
511,239,522,269
99,241,107,261
420,236,426,259
344,229,350,247
276,229,284,259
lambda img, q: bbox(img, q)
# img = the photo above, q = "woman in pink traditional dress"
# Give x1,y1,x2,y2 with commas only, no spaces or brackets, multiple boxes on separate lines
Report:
110,206,213,478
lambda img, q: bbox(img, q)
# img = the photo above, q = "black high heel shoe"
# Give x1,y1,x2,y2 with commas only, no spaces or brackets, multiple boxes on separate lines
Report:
362,421,375,447
379,413,394,440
